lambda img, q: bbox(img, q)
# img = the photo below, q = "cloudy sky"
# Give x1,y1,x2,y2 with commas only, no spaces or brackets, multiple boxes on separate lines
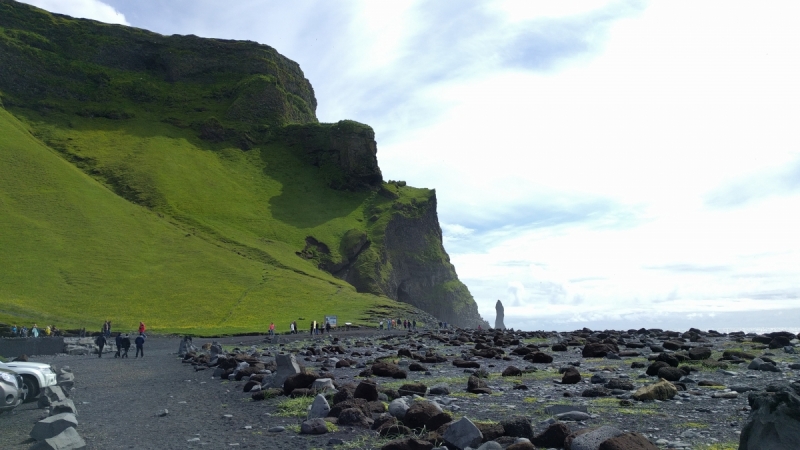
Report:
21,0,800,332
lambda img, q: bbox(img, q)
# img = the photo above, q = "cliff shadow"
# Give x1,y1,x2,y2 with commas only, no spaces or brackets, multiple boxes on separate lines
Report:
260,142,368,229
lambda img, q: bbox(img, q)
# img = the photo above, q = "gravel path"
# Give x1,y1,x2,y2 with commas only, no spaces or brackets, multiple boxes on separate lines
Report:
0,331,403,450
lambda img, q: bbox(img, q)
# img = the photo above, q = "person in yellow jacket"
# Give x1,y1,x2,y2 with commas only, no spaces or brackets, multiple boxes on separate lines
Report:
45,325,51,336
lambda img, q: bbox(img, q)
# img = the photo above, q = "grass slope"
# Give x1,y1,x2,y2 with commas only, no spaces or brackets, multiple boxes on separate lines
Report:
0,108,415,335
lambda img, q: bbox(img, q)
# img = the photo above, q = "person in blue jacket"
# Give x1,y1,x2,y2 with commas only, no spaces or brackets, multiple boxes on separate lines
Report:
135,333,146,358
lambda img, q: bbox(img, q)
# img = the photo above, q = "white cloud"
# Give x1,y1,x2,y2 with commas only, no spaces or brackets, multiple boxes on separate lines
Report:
20,0,129,25
19,0,800,331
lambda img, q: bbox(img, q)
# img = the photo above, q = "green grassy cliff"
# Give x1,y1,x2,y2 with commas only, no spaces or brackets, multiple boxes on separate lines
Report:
0,0,486,334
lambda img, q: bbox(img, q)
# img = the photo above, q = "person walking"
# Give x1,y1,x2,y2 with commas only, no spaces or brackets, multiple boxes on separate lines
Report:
114,333,123,358
309,322,314,336
31,324,39,338
269,322,275,337
138,322,146,335
11,324,17,336
95,333,107,357
135,333,145,358
120,334,131,358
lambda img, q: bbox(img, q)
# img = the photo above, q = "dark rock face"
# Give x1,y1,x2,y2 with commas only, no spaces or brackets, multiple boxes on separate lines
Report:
279,121,382,190
345,193,487,329
495,300,505,330
739,383,800,450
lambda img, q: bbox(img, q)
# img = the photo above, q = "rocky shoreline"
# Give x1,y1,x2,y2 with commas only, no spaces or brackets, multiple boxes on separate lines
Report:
2,327,799,449
179,327,800,450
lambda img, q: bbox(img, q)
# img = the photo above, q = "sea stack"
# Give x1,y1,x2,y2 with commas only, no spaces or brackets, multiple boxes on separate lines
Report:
495,300,505,330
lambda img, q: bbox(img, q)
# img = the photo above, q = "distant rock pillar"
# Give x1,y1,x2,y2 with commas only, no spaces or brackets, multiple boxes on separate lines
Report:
495,300,505,330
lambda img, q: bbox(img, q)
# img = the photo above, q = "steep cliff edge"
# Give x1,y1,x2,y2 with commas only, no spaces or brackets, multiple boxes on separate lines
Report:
0,0,486,329
370,190,487,328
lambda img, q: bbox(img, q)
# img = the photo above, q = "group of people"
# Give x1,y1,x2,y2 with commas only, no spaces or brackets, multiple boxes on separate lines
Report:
379,318,417,330
285,320,335,335
94,321,147,358
10,324,62,338
309,320,334,335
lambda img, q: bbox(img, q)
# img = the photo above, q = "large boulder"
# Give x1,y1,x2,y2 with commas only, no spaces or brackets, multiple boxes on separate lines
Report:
443,417,483,450
338,407,372,427
283,372,318,395
38,386,67,408
467,376,492,394
688,346,712,360
562,367,582,384
633,379,677,401
30,426,86,450
308,394,330,419
403,401,442,430
372,362,406,378
569,426,624,450
177,336,197,357
656,366,684,382
300,418,328,435
582,343,619,357
532,422,571,448
389,398,410,419
30,413,79,442
739,382,800,450
272,353,301,388
49,399,78,416
354,380,379,401
500,416,534,440
599,432,658,450
524,352,554,364
398,383,428,397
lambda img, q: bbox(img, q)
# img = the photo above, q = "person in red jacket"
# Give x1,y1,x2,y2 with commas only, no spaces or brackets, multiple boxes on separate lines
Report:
138,322,146,335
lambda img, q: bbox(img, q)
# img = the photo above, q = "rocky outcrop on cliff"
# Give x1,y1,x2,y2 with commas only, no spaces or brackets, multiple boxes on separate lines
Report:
278,120,383,190
342,191,487,328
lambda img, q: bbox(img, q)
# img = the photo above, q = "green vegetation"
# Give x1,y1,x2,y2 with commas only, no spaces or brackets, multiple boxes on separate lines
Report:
275,396,315,417
0,0,484,334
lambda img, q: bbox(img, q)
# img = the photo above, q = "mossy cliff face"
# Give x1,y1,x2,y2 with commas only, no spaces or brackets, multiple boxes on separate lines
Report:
0,0,486,329
378,195,487,328
337,186,487,328
0,0,317,127
278,120,383,190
